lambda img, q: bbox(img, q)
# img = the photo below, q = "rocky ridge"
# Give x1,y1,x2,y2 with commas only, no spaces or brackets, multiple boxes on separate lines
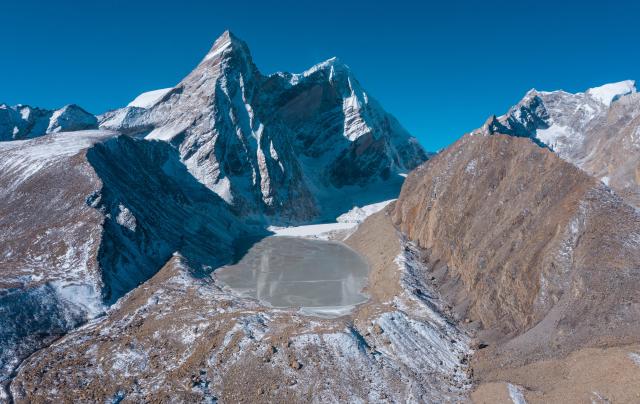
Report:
478,80,640,207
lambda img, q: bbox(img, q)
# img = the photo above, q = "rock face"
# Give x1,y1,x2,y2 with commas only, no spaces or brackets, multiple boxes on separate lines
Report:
0,131,249,394
100,31,427,223
478,80,640,207
392,134,640,368
0,103,97,140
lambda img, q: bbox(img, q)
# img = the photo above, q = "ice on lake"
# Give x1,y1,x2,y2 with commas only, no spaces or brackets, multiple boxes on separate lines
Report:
215,236,369,317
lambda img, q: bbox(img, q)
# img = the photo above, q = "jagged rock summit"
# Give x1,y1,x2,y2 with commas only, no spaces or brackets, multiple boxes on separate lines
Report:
477,79,640,207
100,30,428,224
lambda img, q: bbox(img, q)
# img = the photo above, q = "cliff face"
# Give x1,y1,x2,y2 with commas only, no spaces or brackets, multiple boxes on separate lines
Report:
392,134,640,363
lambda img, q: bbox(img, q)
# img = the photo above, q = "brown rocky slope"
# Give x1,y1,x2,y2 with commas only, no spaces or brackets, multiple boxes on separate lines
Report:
392,133,640,401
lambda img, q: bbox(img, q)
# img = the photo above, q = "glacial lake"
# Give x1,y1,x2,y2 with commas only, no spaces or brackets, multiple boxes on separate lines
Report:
214,236,370,317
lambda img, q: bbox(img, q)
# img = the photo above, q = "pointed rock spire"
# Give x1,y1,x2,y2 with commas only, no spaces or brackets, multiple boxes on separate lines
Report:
203,30,250,62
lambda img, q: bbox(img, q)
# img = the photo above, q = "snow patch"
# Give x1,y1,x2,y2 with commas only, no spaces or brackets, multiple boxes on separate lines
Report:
269,222,356,239
127,88,173,109
465,159,477,174
51,281,104,319
210,176,233,204
116,204,137,232
270,199,395,239
536,124,572,149
336,199,394,223
507,383,527,404
586,80,636,106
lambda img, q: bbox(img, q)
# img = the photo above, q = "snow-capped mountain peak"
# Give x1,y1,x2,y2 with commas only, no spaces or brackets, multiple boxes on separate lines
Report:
586,79,636,106
202,29,252,64
98,31,428,224
0,103,97,141
476,78,640,208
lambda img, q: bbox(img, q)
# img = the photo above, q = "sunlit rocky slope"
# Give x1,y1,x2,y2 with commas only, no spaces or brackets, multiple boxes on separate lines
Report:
392,134,640,402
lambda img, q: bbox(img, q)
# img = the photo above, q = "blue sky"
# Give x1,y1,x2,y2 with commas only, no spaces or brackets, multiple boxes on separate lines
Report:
1,0,639,151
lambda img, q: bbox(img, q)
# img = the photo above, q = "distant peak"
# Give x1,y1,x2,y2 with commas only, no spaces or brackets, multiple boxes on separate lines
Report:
302,56,350,79
586,80,636,106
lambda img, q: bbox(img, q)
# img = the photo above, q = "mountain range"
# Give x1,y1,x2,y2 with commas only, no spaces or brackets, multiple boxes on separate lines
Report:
1,31,639,403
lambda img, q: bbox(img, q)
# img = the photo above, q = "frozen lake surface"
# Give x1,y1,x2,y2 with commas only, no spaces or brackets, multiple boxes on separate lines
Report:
215,236,370,317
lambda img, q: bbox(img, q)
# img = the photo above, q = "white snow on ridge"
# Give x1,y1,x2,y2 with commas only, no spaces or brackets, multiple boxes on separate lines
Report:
204,36,233,61
127,88,173,109
47,107,66,133
302,56,343,78
269,222,356,239
0,130,116,160
586,80,636,106
336,199,395,223
270,199,395,239
0,130,117,189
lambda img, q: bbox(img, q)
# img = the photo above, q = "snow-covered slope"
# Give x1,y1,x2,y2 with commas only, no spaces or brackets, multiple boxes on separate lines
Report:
0,103,97,141
127,88,173,108
100,31,428,224
477,80,640,207
586,80,636,106
0,130,252,394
